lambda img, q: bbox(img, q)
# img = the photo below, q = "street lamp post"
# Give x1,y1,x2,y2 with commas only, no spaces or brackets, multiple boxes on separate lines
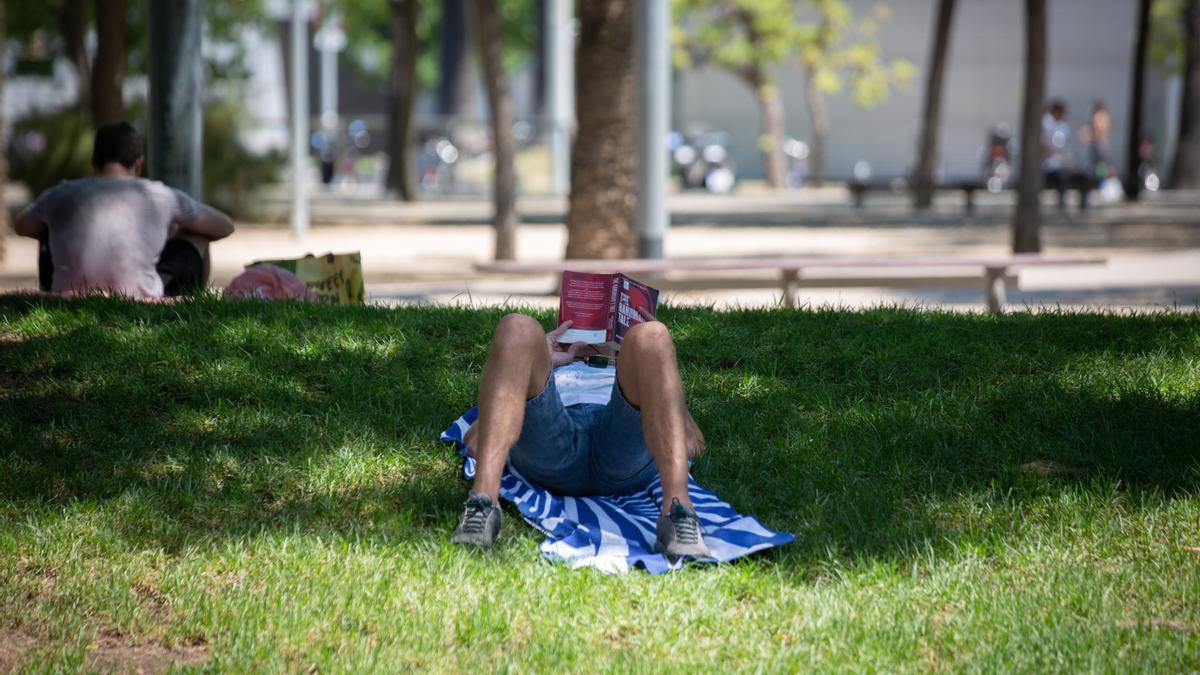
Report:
546,0,574,197
290,0,310,240
635,0,670,259
315,11,345,190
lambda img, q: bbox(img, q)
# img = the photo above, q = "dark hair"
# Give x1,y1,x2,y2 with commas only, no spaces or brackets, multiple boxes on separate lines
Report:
1048,100,1066,115
92,121,144,169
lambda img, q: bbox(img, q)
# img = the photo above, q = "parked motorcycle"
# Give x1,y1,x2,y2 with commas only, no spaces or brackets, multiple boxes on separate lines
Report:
1136,131,1160,192
781,137,809,187
669,130,737,193
418,133,460,195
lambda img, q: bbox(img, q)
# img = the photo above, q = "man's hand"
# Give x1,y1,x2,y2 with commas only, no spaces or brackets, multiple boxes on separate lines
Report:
684,410,706,460
547,320,588,368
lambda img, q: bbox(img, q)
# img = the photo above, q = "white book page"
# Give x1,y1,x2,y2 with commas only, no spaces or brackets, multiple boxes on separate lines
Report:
558,327,608,344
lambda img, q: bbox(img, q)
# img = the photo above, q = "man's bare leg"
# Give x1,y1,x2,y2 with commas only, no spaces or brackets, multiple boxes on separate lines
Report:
470,314,553,502
616,321,693,514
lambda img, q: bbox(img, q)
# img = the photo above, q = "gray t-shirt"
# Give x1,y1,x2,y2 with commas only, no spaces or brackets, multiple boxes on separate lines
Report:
22,176,203,297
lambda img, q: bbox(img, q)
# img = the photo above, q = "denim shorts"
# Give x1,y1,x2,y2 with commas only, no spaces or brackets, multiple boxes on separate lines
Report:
507,371,658,497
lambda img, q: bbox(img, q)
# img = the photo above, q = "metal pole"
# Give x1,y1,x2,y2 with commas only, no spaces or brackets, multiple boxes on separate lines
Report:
546,0,574,196
317,10,343,131
148,0,203,198
290,0,310,239
320,43,337,129
636,0,670,259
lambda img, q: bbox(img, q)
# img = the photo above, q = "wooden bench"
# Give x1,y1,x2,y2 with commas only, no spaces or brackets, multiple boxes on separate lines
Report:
849,178,986,214
475,254,1106,313
849,174,1100,213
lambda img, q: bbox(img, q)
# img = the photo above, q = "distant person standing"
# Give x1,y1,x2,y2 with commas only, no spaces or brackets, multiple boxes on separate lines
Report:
14,121,235,297
1041,100,1073,209
1081,99,1113,179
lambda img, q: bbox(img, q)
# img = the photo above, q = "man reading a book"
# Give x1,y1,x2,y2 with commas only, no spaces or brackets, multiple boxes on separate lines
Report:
451,313,711,560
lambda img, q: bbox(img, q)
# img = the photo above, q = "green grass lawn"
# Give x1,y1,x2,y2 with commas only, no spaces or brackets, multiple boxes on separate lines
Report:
1,296,1198,672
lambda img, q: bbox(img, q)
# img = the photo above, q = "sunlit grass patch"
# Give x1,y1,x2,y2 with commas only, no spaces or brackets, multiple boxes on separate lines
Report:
1,296,1197,671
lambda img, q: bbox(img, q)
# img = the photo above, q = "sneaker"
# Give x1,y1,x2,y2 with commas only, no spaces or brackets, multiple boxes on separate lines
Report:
655,498,711,560
450,492,502,548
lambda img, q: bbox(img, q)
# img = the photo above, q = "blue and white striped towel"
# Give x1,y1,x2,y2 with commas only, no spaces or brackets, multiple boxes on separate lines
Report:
441,408,795,574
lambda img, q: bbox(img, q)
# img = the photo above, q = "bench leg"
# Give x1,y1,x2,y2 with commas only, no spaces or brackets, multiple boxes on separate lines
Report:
984,267,1006,313
781,269,799,309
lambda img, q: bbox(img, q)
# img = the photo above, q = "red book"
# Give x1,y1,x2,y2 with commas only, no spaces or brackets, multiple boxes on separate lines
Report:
558,271,659,349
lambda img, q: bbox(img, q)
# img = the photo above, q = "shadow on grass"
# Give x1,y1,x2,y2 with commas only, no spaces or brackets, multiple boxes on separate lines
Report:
0,296,487,550
1,296,1197,568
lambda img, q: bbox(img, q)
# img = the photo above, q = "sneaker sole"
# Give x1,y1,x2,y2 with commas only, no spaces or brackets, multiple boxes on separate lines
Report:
654,540,712,560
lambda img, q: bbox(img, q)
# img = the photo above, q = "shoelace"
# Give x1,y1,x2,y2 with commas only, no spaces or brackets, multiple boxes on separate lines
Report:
459,499,492,534
670,509,701,544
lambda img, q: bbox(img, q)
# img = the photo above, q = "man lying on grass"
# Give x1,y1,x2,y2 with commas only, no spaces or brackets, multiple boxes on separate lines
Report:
14,121,235,298
454,313,711,560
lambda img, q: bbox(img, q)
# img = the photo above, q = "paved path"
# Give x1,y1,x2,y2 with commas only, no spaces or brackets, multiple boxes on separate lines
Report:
3,189,1198,311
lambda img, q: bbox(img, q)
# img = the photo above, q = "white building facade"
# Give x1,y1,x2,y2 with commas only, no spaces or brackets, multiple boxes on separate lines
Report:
674,0,1166,182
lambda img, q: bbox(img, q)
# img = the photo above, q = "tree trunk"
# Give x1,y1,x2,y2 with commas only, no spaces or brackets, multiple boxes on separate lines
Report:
470,0,518,260
1170,0,1200,187
1013,0,1046,254
803,64,829,186
59,0,90,105
387,0,418,201
912,0,957,209
0,0,6,262
565,0,636,260
91,0,125,125
438,0,471,117
752,74,787,190
1124,0,1153,198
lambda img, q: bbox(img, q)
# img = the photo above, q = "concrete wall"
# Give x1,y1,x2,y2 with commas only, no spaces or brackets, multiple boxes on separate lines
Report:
674,0,1142,182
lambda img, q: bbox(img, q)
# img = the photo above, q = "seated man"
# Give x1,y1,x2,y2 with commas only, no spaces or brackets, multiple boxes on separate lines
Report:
452,314,711,560
14,121,234,298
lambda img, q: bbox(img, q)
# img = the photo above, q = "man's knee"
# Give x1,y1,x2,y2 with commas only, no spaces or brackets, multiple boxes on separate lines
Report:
493,313,545,348
623,321,675,357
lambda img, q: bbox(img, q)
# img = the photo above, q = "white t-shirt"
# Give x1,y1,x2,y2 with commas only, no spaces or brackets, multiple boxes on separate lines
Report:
553,362,616,407
21,176,204,297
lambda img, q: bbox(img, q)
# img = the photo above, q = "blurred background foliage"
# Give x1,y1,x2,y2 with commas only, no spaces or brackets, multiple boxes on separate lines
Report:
5,0,279,220
339,0,537,90
9,98,281,221
1150,0,1187,74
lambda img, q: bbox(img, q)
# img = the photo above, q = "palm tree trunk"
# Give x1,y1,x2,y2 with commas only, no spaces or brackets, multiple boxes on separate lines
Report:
803,64,829,186
565,0,636,260
91,0,125,126
1013,0,1046,254
1170,0,1200,188
755,75,787,190
471,0,518,260
387,0,418,201
913,0,957,209
1125,0,1153,198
